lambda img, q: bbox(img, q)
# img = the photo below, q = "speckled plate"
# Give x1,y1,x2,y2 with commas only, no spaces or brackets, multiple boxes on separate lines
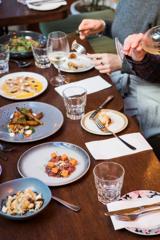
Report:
81,109,128,135
18,142,90,186
0,102,63,143
121,190,160,236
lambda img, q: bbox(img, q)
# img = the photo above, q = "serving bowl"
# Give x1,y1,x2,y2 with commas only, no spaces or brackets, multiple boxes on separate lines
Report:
0,31,46,59
0,177,51,220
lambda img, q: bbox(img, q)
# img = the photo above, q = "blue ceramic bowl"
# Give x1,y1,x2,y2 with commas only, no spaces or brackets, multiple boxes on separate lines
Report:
0,177,51,220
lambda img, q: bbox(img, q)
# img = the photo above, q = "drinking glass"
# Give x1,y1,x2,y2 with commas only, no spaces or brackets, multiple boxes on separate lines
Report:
0,44,9,74
93,162,125,205
63,86,87,120
47,31,70,86
32,45,51,69
142,25,160,55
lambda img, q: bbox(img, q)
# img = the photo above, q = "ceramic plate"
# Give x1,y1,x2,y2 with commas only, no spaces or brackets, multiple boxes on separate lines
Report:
0,177,51,220
120,190,160,236
81,109,128,135
0,102,63,143
27,1,67,11
0,72,48,100
59,54,94,73
18,142,90,186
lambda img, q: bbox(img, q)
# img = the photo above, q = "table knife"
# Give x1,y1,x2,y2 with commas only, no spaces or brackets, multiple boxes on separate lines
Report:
89,95,114,119
105,201,160,216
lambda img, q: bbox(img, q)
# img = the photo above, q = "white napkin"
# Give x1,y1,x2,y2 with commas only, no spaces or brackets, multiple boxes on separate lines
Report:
107,196,160,230
55,76,112,96
85,132,152,160
27,0,67,11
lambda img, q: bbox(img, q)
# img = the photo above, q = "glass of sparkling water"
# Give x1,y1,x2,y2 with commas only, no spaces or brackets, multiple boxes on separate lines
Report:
0,44,9,74
32,45,51,69
63,86,87,120
93,162,125,205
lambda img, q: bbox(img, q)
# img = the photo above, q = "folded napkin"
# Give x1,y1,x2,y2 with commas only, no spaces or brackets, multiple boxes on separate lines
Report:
27,0,67,11
85,132,152,160
55,76,111,96
107,195,160,230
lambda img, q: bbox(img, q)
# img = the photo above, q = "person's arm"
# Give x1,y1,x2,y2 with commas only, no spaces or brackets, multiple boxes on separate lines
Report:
103,20,112,38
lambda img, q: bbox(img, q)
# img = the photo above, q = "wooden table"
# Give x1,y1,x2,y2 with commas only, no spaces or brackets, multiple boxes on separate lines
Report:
0,0,69,27
0,36,160,240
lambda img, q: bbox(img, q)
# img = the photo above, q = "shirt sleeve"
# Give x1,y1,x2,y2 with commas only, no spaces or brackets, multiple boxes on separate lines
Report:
126,54,160,83
103,20,112,38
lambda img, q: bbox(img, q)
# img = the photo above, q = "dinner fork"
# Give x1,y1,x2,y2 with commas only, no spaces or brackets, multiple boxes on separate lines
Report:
94,118,136,150
71,40,86,54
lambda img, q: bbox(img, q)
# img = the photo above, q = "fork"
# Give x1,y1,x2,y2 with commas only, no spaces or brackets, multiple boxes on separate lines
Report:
115,37,124,61
94,118,136,150
71,40,86,54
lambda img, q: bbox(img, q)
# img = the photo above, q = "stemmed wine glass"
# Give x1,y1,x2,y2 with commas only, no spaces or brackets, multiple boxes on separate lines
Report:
142,25,160,55
47,31,70,86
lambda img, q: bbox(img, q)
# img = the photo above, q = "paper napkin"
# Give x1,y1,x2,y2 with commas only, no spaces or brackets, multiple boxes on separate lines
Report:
55,76,112,96
27,0,67,11
107,196,160,230
85,132,152,160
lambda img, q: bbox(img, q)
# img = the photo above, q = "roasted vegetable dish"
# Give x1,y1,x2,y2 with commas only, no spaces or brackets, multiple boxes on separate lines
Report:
1,189,44,215
45,152,78,178
9,36,39,53
8,107,43,137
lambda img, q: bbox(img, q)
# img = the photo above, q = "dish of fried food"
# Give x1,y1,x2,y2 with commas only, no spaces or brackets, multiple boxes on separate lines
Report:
45,152,78,178
8,107,43,137
97,110,112,128
1,189,43,216
9,36,39,53
68,61,84,70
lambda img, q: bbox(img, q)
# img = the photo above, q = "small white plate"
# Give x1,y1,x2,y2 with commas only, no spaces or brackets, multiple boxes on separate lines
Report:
59,54,94,73
81,109,128,135
18,142,90,186
0,72,48,100
121,190,160,236
27,1,67,11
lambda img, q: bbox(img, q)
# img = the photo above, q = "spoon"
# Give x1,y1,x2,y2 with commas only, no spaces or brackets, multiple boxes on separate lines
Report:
10,59,32,68
52,195,80,212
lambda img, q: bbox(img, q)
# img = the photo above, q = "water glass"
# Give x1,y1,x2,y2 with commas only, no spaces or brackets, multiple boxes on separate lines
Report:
0,44,9,74
63,86,87,120
32,46,51,69
93,162,125,205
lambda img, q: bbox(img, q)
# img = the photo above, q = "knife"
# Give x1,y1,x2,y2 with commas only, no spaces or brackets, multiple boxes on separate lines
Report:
105,201,160,216
89,95,114,120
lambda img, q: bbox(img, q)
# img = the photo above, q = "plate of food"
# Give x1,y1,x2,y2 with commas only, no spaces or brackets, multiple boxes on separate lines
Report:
120,190,160,236
58,52,94,73
17,142,90,186
0,101,64,143
0,72,48,100
0,177,51,220
0,31,46,58
81,109,128,135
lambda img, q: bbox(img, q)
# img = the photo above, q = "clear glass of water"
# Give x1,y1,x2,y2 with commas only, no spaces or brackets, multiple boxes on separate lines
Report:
93,162,125,205
62,86,87,120
32,45,51,69
0,44,9,75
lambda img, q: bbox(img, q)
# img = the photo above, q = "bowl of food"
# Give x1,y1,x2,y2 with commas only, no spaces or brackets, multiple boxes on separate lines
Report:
0,31,46,59
0,177,51,220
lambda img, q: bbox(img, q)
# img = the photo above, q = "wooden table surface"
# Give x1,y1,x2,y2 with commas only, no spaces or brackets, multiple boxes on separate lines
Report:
0,0,69,27
0,36,160,240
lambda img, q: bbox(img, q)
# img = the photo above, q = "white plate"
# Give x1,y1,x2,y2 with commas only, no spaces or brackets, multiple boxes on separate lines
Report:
0,72,48,100
121,190,160,236
27,1,67,11
17,142,90,186
59,54,94,73
81,109,128,135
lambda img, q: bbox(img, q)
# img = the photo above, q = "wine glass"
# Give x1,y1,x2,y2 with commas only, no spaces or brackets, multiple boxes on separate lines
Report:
142,25,160,55
47,31,70,86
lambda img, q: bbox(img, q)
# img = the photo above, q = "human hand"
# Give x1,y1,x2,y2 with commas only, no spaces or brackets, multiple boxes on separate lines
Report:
123,33,146,61
88,53,122,74
78,19,105,40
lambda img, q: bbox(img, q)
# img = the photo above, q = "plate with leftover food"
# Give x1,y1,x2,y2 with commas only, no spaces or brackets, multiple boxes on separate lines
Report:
18,142,90,186
0,31,46,58
81,109,128,135
120,190,160,236
0,177,51,220
58,52,94,73
0,72,48,100
0,101,63,143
